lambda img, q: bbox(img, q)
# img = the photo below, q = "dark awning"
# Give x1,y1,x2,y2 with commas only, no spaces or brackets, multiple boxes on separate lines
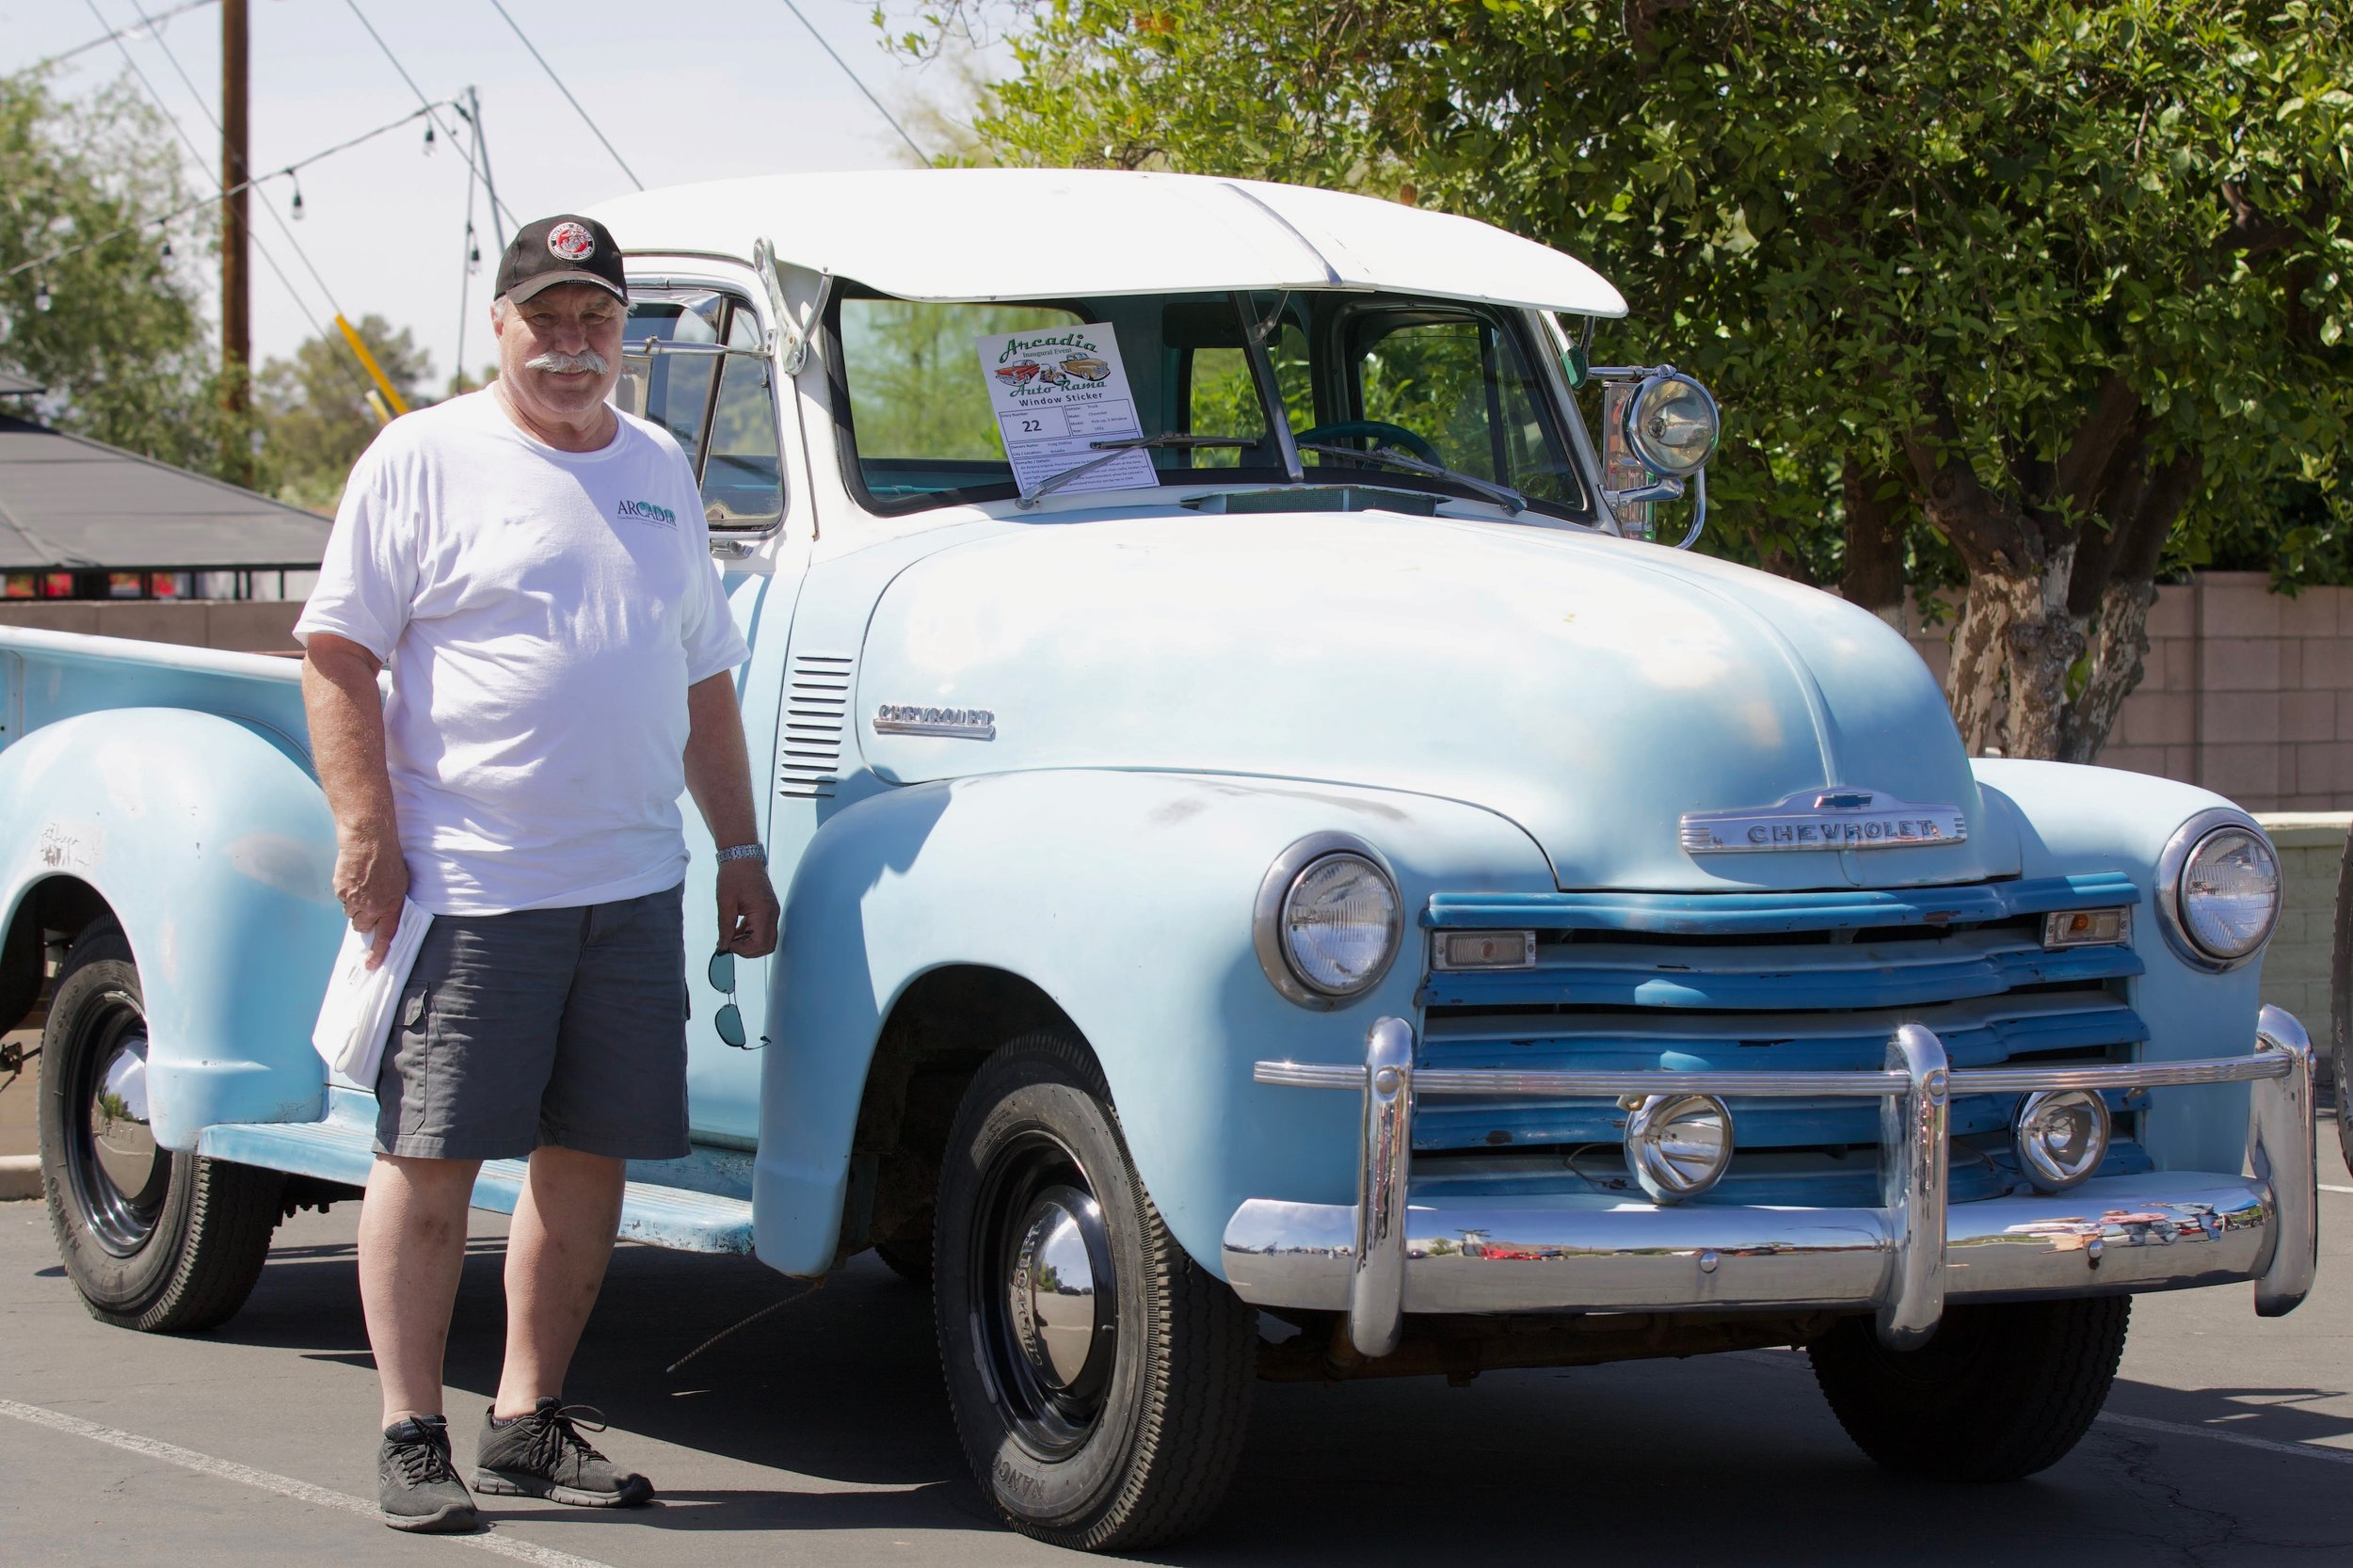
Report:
0,411,329,572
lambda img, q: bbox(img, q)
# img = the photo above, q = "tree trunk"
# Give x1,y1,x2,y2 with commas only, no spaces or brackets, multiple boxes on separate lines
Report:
1999,543,2083,761
1839,461,1907,626
1945,586,2012,754
2059,579,2153,764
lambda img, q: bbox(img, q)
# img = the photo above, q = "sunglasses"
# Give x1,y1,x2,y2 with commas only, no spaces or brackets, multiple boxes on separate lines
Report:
706,951,769,1050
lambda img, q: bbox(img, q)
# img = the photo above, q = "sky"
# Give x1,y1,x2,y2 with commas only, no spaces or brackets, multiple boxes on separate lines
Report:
2,0,1011,386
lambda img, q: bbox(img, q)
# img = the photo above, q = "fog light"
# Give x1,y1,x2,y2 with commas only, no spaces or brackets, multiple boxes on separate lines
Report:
2043,907,2131,949
1625,1093,1734,1204
2013,1089,2111,1192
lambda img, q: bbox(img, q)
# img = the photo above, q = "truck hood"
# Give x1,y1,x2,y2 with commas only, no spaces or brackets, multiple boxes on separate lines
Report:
855,510,2014,891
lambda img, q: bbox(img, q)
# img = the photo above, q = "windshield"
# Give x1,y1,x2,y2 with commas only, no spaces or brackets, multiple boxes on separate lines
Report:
827,288,1593,522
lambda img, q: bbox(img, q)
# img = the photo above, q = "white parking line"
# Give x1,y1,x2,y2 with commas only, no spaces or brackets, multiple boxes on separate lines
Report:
0,1397,621,1568
2097,1412,2353,1467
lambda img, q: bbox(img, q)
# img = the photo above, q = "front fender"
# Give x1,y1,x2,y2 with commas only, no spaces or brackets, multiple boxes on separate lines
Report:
1975,758,2270,1174
0,709,342,1148
756,770,1554,1278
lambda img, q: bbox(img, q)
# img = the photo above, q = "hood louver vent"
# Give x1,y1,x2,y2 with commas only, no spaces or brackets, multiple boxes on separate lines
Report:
777,652,854,798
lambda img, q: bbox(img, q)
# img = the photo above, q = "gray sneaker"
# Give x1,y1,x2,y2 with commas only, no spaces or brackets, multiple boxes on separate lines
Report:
378,1416,480,1532
473,1399,654,1508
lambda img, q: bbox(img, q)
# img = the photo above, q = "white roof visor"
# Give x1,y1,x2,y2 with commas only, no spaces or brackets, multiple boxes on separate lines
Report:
587,168,1628,316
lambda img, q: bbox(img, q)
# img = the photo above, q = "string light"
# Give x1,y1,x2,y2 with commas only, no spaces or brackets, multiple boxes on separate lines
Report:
289,175,305,220
465,220,481,275
423,123,436,155
32,277,52,312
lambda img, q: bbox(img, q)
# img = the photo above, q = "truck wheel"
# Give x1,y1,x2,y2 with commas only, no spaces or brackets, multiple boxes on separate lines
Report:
39,930,281,1333
2330,824,2351,1168
872,1239,932,1286
934,1030,1254,1552
1808,1297,2128,1480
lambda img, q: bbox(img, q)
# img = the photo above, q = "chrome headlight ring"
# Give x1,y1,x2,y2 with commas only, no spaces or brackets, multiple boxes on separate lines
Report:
1253,832,1404,1010
2154,807,2282,971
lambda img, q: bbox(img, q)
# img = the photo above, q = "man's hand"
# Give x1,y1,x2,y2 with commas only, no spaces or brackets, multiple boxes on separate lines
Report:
334,828,410,970
715,859,780,958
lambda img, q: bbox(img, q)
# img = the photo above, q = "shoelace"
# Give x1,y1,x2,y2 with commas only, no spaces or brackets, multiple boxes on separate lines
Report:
520,1403,612,1480
390,1429,458,1485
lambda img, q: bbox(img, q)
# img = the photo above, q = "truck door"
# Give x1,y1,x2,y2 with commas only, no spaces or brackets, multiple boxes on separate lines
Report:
621,279,808,1148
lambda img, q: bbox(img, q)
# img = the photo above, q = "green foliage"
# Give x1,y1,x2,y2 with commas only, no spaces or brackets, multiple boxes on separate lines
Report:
0,72,259,477
255,316,435,512
840,297,1083,456
913,0,2352,590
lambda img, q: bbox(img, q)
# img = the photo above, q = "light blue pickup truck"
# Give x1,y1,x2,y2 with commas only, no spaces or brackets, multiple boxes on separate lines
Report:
4,169,2317,1552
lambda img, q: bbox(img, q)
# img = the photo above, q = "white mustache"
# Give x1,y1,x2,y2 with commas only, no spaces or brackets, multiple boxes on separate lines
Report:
525,349,610,376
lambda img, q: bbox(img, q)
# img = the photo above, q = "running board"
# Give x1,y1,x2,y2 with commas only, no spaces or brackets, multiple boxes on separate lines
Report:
198,1092,756,1256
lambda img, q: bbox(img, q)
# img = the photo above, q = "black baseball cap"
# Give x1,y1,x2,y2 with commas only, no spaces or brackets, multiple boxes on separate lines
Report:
495,214,628,306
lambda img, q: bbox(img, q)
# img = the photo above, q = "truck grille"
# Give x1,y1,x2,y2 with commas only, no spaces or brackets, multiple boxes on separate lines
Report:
1415,874,2148,1205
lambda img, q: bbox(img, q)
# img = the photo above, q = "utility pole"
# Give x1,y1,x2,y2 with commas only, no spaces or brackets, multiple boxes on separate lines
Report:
220,0,251,485
468,86,507,250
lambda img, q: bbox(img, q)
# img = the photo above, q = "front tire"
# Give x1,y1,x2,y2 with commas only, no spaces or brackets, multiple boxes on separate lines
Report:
1809,1297,2128,1480
2330,824,2351,1168
39,929,282,1332
934,1030,1254,1552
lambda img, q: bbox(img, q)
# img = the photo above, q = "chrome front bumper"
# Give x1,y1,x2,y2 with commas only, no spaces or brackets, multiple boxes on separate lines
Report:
1225,1007,2318,1357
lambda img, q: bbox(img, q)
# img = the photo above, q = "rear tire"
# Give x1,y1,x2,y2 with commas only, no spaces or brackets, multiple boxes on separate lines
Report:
1809,1297,2128,1480
39,930,282,1332
934,1029,1254,1552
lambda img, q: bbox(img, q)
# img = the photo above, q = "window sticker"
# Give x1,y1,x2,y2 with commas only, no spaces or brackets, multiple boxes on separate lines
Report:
975,324,1155,499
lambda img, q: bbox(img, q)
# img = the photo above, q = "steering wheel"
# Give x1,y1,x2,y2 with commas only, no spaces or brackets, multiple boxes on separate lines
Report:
1295,419,1445,468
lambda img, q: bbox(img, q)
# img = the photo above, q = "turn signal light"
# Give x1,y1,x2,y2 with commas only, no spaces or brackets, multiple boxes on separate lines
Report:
1433,930,1537,970
2042,908,2131,949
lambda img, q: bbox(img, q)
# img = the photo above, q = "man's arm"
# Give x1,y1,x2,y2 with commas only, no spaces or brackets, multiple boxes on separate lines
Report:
684,671,780,958
302,633,408,968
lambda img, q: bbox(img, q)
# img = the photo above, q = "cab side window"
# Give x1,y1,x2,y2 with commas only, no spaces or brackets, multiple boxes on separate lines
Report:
1348,312,1584,509
619,288,785,529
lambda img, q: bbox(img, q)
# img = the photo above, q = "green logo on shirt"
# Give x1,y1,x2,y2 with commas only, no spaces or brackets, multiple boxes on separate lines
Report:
617,498,677,528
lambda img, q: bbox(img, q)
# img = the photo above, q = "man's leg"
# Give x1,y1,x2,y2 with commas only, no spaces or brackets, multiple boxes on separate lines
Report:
493,1145,627,1416
359,1153,483,1425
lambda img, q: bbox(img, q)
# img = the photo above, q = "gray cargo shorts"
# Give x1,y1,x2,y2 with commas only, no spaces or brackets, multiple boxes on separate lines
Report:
373,882,690,1162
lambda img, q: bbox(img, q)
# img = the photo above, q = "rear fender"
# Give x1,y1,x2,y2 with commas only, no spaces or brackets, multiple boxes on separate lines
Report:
755,769,1553,1278
0,708,342,1148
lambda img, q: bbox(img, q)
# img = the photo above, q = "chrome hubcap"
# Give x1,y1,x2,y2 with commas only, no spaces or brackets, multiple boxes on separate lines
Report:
71,999,169,1256
1007,1189,1108,1394
969,1133,1120,1460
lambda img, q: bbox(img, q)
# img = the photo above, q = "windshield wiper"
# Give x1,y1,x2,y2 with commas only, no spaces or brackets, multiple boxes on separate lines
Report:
1016,433,1256,508
1295,442,1528,515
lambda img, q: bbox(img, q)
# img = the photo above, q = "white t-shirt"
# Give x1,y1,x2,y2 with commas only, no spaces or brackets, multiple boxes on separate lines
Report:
296,389,751,916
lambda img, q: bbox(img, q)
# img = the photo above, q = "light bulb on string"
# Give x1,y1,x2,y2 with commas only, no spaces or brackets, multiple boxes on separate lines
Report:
423,123,436,155
289,175,305,221
466,222,481,275
32,277,52,312
160,236,173,262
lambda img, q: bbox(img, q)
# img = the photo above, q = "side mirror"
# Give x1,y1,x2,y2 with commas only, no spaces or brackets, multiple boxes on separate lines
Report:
1597,366,1719,548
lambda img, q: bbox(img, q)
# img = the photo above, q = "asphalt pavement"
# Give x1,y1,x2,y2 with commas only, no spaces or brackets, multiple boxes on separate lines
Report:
3,1123,2350,1568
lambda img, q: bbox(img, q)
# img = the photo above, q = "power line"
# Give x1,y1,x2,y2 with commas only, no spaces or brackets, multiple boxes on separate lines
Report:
483,0,643,191
3,102,455,283
17,0,216,76
339,0,518,230
773,0,929,165
109,0,350,325
76,0,336,354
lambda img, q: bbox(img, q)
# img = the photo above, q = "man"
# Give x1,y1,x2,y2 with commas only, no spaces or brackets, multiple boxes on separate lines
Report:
297,213,780,1533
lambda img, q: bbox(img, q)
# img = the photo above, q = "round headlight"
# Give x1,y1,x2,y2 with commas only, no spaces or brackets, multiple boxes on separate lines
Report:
1623,372,1721,476
1624,1093,1735,1203
1284,854,1400,996
2179,825,2281,961
1255,836,1402,1007
2013,1089,2111,1192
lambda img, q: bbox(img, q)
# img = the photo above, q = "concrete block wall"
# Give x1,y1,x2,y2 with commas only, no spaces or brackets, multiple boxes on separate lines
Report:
0,599,305,654
1905,571,2353,813
2253,813,2346,1039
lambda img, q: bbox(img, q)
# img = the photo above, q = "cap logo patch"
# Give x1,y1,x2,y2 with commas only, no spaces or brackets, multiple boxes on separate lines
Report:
547,221,596,262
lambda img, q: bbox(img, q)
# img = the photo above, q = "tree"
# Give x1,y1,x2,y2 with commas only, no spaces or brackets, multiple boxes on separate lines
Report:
0,72,258,477
904,1,2352,761
257,316,436,511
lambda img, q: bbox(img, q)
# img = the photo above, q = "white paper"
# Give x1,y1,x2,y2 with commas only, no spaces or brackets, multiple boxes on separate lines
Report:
311,900,433,1088
976,323,1157,499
